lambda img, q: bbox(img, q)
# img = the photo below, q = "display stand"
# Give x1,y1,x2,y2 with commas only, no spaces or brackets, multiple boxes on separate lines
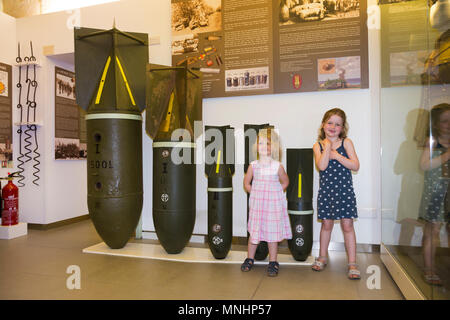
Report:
83,242,314,266
0,222,28,240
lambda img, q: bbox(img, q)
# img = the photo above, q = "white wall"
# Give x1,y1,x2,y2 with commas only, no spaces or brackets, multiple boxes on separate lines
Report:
5,0,384,244
0,12,16,180
0,12,16,64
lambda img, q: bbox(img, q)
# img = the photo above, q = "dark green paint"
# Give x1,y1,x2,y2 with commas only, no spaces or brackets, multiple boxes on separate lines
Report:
74,26,147,249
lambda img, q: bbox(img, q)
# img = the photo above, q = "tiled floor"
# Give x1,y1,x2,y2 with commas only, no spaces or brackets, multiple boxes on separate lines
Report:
0,220,404,300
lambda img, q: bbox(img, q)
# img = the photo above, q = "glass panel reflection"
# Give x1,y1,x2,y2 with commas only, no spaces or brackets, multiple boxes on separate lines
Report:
380,0,449,299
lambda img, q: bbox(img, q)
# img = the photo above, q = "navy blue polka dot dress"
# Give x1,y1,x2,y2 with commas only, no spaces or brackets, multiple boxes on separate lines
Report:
317,138,358,220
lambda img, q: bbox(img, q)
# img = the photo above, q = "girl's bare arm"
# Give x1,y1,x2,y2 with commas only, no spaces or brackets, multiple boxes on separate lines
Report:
331,138,359,171
244,164,254,193
313,140,331,171
420,138,450,171
278,164,289,192
330,138,359,171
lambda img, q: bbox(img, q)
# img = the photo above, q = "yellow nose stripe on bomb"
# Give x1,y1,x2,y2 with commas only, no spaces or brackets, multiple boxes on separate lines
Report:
161,91,175,132
95,56,111,104
216,150,221,173
116,56,136,106
298,173,302,198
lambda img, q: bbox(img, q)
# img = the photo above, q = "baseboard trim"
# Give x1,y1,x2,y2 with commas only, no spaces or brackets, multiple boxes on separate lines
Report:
380,242,426,300
28,214,90,230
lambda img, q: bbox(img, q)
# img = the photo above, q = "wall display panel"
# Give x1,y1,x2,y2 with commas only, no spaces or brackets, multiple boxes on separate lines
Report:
380,0,441,87
0,62,13,168
171,0,369,98
54,66,86,160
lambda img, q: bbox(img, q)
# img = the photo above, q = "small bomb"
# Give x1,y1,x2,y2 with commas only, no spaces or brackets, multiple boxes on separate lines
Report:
286,149,314,261
205,125,235,259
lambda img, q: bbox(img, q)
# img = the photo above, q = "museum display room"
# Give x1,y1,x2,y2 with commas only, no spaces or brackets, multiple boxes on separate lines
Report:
0,0,448,301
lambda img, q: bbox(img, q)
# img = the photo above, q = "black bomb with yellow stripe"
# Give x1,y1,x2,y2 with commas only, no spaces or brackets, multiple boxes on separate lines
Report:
146,64,202,254
205,125,235,259
286,149,314,261
74,26,148,249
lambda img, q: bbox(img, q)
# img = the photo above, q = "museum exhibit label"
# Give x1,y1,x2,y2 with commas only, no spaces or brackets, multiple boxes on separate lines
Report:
172,0,369,98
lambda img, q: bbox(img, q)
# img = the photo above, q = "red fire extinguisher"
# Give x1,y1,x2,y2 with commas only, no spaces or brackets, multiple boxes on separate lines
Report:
1,172,19,226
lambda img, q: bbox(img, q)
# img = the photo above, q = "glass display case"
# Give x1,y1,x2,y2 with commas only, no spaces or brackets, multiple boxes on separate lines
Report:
379,0,449,299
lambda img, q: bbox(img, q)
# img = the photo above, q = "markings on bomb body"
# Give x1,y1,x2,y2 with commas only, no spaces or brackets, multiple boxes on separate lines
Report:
89,160,114,169
212,236,223,245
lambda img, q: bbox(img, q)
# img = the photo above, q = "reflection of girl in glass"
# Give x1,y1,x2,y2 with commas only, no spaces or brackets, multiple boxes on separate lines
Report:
419,103,450,286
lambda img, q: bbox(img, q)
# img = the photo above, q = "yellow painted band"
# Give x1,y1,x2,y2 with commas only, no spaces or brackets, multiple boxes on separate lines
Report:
216,150,221,173
116,56,136,106
161,92,174,132
298,173,302,198
95,56,111,104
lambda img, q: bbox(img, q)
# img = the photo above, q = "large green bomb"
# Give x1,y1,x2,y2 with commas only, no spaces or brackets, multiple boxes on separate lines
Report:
74,26,148,249
146,64,202,254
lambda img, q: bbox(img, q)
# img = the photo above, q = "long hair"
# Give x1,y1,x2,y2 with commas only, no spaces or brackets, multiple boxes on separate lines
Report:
429,103,450,139
252,127,282,161
318,108,349,141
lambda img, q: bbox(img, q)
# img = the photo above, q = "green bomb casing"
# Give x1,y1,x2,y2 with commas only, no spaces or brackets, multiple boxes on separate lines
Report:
146,63,202,254
205,125,235,259
286,149,314,261
74,26,148,249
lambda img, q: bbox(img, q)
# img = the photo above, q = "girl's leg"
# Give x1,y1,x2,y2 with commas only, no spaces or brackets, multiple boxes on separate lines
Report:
268,242,278,262
241,239,258,272
426,222,442,272
341,218,357,264
267,242,279,276
341,218,360,279
422,222,433,272
319,219,334,260
422,222,443,284
247,239,258,260
312,220,334,271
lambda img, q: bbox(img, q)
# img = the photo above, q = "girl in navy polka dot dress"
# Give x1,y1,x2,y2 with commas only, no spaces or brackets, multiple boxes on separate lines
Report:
311,108,361,280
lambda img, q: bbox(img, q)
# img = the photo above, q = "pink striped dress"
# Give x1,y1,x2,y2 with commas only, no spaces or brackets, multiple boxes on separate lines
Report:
248,160,292,244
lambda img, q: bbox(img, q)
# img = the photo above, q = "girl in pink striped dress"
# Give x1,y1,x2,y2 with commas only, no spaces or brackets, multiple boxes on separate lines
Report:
241,129,291,276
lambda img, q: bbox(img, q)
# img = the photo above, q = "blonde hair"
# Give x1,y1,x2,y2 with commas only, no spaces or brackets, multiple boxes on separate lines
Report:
252,127,282,161
318,108,348,141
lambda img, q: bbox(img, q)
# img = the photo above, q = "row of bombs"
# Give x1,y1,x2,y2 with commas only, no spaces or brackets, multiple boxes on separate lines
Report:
74,26,312,261
88,118,313,261
201,124,314,261
140,124,314,261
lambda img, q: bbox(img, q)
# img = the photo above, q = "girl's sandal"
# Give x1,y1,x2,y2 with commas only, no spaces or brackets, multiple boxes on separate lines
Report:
267,261,279,277
241,258,255,272
311,256,328,271
347,263,361,280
